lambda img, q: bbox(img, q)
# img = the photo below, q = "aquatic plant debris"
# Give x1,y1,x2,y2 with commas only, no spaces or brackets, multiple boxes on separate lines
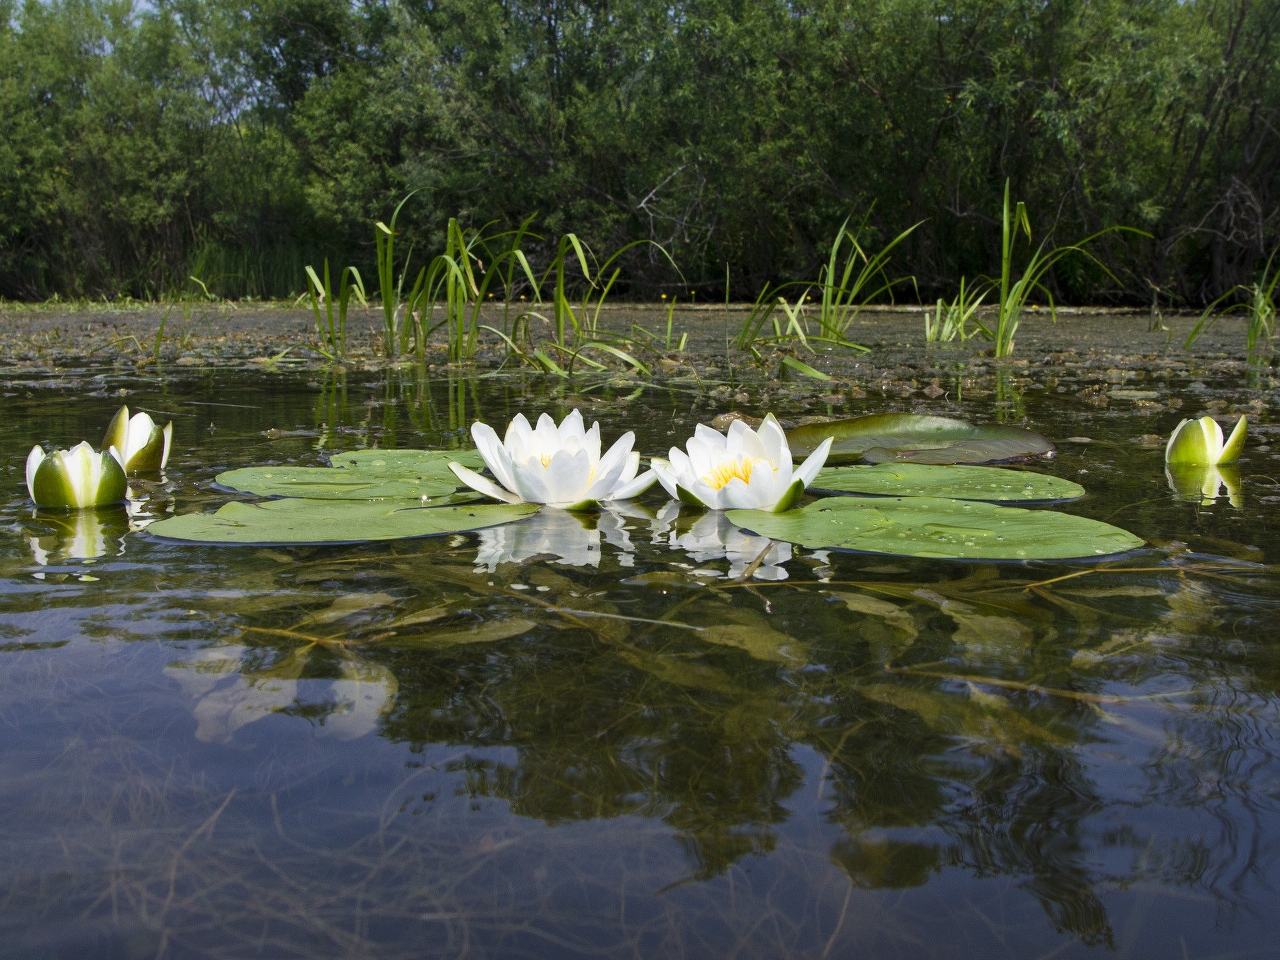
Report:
218,450,483,500
726,496,1143,560
813,463,1084,502
147,498,537,544
787,413,1055,465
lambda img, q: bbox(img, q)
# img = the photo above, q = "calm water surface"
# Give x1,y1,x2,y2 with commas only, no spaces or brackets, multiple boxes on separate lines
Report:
2,361,1279,959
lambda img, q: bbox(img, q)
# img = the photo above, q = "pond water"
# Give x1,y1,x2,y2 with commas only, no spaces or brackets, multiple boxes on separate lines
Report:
3,358,1279,959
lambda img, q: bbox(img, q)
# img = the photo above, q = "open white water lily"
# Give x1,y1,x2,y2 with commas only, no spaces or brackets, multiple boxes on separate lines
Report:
449,410,656,509
651,413,832,512
1165,415,1246,466
103,405,173,473
26,442,127,509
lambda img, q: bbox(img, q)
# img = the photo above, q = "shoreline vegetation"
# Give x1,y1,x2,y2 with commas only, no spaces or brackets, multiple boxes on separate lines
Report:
1,0,1277,313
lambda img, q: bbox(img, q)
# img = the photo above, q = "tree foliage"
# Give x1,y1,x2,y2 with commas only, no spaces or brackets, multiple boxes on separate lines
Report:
1,0,1277,303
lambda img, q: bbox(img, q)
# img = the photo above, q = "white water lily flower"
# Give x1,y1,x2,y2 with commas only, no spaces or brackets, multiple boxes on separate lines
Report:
652,503,792,580
1165,415,1246,466
449,410,656,509
650,413,832,512
103,405,173,473
26,442,127,509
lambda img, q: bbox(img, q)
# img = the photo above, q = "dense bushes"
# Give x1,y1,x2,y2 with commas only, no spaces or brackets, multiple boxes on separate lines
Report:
1,0,1277,304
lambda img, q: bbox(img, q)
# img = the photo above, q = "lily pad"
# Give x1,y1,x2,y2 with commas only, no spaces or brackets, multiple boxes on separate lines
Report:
148,498,537,545
726,496,1143,560
813,463,1084,502
217,449,483,500
787,414,1055,465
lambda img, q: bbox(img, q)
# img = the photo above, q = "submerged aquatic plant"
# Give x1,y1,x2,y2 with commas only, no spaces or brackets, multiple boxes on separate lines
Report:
102,405,172,474
1165,415,1247,465
449,410,656,509
651,414,832,512
26,442,127,509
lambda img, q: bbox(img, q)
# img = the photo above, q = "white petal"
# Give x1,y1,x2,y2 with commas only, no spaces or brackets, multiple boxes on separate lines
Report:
26,446,45,500
587,433,635,498
694,423,728,449
511,459,550,504
542,448,593,505
160,421,173,470
650,458,681,500
473,422,519,492
449,462,522,504
605,468,657,502
794,436,833,487
758,414,789,467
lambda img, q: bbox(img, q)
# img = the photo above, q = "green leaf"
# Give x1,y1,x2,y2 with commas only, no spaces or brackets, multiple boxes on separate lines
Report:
218,449,483,500
813,463,1084,502
148,499,537,545
726,496,1143,560
787,414,1054,465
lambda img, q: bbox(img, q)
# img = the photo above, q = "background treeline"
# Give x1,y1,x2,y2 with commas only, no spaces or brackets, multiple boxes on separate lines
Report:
1,0,1278,305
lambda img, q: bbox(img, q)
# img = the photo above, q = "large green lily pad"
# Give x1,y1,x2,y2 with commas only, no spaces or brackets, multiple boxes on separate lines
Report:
148,498,536,545
813,463,1084,502
217,449,483,500
726,496,1142,560
788,414,1055,465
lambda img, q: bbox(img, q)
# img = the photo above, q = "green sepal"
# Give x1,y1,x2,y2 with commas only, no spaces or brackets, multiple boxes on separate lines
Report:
771,478,806,513
1219,415,1247,464
676,484,706,507
563,498,601,513
102,406,130,455
1165,418,1215,465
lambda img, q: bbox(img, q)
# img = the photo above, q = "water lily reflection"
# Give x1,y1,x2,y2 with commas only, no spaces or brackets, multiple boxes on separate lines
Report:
652,503,792,580
26,507,129,566
1166,463,1243,507
475,506,643,571
164,646,397,743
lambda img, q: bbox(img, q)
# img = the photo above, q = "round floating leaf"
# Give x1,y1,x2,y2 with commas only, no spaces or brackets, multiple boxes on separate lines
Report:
148,499,537,545
813,463,1084,502
726,496,1143,560
787,414,1054,465
217,449,483,500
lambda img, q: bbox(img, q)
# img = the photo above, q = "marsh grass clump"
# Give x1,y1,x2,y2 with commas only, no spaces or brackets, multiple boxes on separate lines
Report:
1183,249,1278,354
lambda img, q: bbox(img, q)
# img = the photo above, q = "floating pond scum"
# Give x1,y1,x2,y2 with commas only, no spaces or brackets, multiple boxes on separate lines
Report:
3,367,1278,960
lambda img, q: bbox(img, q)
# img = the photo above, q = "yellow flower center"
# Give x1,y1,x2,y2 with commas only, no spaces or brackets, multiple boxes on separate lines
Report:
702,456,764,490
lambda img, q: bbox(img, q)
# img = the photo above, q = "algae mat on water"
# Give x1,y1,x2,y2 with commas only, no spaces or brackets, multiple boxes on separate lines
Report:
727,497,1142,560
148,499,536,544
813,463,1084,502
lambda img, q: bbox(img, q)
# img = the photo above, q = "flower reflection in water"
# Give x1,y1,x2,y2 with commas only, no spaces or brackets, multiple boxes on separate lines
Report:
651,503,793,580
474,505,646,572
1166,463,1243,507
26,506,128,570
164,646,397,744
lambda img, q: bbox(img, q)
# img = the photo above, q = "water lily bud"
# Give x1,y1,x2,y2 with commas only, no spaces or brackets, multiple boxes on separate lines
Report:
651,413,832,512
1165,415,1246,466
449,410,656,509
26,442,127,509
103,405,173,473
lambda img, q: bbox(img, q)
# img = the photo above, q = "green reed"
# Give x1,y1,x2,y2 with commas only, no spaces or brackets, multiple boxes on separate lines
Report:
1183,248,1278,354
305,260,367,360
974,179,1138,358
925,276,986,343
